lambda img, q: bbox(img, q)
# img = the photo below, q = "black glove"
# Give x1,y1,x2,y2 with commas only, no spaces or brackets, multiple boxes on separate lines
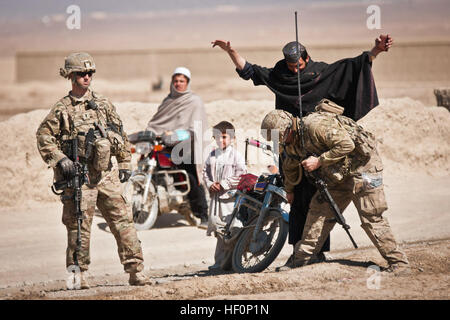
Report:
57,157,75,178
119,169,132,183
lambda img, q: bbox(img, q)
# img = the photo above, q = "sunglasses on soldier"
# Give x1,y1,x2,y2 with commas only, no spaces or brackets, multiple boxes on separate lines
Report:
75,71,94,77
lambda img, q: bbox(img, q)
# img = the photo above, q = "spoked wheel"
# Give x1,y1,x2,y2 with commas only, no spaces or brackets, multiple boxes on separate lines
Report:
124,174,159,230
232,210,288,273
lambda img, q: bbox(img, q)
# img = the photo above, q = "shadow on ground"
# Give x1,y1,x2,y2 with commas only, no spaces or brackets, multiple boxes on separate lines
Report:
96,212,194,233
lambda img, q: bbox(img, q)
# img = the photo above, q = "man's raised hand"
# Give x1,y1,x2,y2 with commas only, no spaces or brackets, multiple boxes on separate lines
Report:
211,39,246,70
211,40,231,52
375,34,393,52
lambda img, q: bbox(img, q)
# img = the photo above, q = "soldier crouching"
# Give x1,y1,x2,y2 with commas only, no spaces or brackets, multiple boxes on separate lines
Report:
36,52,150,289
261,99,410,275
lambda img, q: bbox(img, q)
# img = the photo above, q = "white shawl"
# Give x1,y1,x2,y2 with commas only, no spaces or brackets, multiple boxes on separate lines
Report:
146,84,209,174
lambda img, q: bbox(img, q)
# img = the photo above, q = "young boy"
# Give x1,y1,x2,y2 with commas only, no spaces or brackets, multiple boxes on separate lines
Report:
203,121,247,270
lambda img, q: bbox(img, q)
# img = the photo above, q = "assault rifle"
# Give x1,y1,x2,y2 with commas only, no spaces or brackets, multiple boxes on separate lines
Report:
305,170,358,249
51,130,94,266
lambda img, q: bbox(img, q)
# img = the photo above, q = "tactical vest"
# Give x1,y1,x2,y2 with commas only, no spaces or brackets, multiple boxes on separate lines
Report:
58,92,126,172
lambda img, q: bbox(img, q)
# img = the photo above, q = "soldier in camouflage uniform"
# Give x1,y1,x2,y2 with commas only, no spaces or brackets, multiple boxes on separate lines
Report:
261,99,410,274
36,52,150,289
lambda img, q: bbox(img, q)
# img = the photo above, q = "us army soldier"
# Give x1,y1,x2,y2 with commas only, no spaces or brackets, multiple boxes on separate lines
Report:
36,52,150,288
261,99,410,274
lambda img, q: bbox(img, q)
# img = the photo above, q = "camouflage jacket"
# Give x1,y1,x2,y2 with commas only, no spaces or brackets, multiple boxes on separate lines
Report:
36,89,131,173
282,111,375,191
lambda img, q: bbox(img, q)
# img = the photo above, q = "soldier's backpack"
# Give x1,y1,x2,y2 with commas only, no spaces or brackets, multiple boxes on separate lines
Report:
335,115,377,164
315,99,377,165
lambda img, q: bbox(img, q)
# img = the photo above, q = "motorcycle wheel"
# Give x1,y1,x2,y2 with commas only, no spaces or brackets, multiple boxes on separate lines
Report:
125,174,159,231
231,210,288,273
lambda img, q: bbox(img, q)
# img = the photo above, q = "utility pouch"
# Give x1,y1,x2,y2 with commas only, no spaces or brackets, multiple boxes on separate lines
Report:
361,172,383,190
315,99,345,115
318,157,351,186
76,134,87,159
107,130,125,156
93,138,111,171
319,164,345,185
80,188,99,212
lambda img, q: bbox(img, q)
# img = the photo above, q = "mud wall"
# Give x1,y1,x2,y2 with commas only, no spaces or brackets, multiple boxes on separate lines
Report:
16,42,450,83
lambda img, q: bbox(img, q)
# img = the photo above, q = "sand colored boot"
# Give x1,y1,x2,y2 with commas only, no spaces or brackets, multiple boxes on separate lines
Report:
276,254,303,272
129,271,151,286
66,270,90,290
381,262,412,276
80,271,90,289
275,252,326,272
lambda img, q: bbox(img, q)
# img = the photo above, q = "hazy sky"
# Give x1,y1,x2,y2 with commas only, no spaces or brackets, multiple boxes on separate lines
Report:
0,0,448,55
0,0,300,18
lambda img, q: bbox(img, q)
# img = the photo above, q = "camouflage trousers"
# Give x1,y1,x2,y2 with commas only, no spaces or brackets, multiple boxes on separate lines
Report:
294,154,409,266
61,168,144,273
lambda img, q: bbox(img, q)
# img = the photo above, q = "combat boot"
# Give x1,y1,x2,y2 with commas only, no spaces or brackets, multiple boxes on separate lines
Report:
80,271,90,289
129,271,151,286
276,253,326,272
275,255,304,272
381,262,412,276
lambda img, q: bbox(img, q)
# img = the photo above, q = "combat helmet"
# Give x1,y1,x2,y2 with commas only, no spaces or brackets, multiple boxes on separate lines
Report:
59,52,96,78
260,110,293,141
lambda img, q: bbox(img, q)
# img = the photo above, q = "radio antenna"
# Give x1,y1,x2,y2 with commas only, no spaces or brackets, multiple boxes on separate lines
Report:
295,11,305,148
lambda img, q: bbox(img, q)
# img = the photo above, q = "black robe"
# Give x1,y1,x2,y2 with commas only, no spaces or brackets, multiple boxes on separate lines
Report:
237,51,378,120
237,52,379,247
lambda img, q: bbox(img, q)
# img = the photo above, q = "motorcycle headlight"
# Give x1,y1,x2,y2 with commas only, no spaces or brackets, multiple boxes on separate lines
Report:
162,129,191,146
135,142,152,154
175,129,190,141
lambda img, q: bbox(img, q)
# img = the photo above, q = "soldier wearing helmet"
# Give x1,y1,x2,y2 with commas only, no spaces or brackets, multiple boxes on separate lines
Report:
261,100,410,274
59,52,96,79
36,52,150,289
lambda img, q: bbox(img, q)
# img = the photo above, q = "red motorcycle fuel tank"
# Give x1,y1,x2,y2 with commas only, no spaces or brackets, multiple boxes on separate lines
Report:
157,151,174,168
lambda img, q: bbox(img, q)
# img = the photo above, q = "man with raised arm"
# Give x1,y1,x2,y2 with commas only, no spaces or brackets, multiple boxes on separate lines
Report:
212,34,393,261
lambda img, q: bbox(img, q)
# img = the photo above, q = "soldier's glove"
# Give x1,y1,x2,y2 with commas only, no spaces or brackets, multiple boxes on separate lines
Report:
57,157,76,178
119,169,132,183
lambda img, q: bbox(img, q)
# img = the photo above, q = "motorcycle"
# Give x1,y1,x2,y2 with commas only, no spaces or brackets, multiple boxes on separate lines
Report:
215,138,289,273
123,129,199,230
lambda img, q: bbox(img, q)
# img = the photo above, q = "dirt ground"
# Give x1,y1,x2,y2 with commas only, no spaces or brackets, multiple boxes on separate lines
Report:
5,239,449,301
0,173,448,301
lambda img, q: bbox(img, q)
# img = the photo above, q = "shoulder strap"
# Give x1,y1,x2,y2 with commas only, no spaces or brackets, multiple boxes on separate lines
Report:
90,91,109,127
59,95,72,108
55,96,75,139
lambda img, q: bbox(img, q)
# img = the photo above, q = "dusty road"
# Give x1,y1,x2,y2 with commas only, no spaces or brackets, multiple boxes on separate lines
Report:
0,173,449,300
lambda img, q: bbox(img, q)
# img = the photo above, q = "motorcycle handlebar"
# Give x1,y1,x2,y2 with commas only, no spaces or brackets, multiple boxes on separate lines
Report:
247,139,272,151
